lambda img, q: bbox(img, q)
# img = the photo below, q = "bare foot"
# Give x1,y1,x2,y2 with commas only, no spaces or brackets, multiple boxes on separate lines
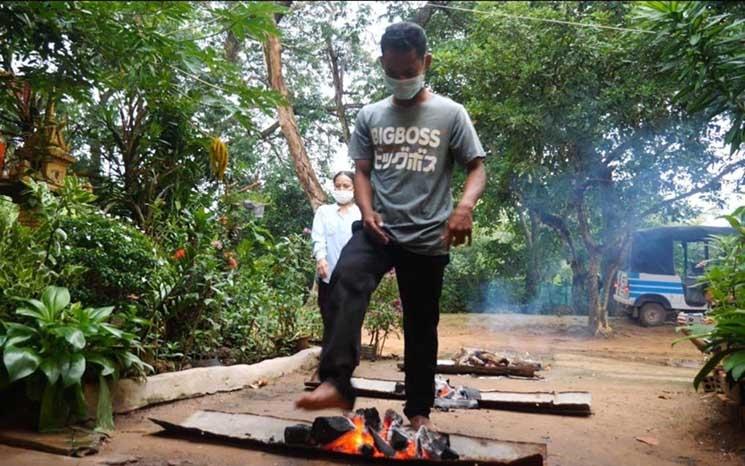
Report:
295,382,353,411
409,415,435,431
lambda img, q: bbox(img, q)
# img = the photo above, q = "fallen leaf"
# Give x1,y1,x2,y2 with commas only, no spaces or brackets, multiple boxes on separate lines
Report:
635,436,659,446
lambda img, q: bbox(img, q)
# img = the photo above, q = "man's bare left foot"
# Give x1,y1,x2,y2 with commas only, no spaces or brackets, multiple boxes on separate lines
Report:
295,381,353,411
409,415,435,431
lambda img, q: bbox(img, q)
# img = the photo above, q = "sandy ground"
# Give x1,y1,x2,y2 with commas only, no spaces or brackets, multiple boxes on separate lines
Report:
2,314,744,466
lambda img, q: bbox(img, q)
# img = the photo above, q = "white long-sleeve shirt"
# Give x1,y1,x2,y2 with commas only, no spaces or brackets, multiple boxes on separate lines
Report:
311,203,361,283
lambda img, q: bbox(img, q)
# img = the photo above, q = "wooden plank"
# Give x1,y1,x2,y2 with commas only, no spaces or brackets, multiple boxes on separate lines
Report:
150,410,546,466
0,428,106,457
479,391,592,416
398,360,538,378
305,377,405,400
305,377,592,416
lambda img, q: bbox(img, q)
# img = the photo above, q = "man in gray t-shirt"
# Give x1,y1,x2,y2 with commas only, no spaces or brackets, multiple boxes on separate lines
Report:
349,94,484,256
296,21,486,431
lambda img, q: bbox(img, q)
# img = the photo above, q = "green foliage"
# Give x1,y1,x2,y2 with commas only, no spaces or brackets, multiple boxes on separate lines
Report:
675,206,745,388
636,1,745,151
0,178,95,317
223,231,318,362
0,286,151,431
57,213,163,313
364,271,402,357
426,1,738,328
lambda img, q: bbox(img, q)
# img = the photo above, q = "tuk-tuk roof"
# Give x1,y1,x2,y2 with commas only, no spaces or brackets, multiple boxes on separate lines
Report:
634,225,735,242
629,225,736,275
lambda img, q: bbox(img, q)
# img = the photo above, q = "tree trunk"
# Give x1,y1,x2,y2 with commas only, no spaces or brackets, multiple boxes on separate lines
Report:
586,252,608,335
326,36,350,144
521,209,541,305
263,20,327,211
570,259,589,315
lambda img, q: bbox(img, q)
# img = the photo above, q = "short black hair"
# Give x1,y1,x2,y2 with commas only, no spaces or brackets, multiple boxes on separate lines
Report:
333,171,355,184
380,22,427,58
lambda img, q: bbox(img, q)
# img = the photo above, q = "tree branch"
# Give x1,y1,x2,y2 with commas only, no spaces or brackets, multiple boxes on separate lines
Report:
531,206,578,263
258,120,280,139
410,1,449,27
326,36,350,143
573,184,600,253
641,156,745,217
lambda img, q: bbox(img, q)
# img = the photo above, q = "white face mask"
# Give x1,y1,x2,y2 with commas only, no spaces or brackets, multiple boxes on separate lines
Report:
384,73,425,100
333,190,354,205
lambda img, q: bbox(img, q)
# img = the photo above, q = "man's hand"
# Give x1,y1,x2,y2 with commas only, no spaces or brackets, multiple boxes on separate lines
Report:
362,211,390,245
442,205,473,248
316,258,330,280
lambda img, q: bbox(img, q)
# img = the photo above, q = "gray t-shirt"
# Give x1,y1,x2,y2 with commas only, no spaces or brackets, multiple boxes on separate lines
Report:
348,94,485,256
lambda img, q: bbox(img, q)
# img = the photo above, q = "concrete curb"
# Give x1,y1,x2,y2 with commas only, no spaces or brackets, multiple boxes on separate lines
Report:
98,347,320,414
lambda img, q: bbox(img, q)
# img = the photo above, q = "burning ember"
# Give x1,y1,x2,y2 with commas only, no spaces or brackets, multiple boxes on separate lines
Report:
285,408,458,460
434,376,480,410
453,347,541,371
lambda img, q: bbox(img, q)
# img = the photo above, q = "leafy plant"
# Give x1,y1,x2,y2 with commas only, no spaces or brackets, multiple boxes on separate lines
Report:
0,286,152,432
675,206,745,389
636,1,745,151
57,213,164,313
0,178,93,317
364,271,403,358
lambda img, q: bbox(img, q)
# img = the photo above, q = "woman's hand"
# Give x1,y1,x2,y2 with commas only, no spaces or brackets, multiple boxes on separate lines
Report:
317,258,330,280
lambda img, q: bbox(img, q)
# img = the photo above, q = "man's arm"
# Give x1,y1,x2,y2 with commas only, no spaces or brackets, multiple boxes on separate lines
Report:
355,159,389,244
443,158,486,247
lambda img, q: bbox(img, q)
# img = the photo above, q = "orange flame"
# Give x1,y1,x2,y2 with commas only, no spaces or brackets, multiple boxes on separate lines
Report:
322,415,418,459
324,416,378,456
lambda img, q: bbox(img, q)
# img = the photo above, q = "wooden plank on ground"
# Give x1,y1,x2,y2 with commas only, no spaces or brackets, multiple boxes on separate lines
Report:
150,410,546,466
0,428,106,457
398,360,539,378
479,391,591,416
304,377,592,416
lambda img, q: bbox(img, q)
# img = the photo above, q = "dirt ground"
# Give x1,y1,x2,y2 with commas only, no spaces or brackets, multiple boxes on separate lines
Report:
2,314,745,466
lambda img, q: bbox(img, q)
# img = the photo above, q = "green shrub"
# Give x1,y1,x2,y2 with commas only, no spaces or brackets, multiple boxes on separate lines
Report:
441,235,523,313
676,206,745,388
57,213,164,311
0,286,151,432
364,271,403,357
0,182,88,317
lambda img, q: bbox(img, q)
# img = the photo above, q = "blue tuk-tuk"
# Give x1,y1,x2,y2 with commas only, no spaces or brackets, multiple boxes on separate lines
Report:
614,225,735,326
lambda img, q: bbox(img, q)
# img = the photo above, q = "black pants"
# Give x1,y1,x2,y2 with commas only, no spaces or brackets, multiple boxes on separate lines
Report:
317,280,332,348
319,280,361,365
319,227,449,419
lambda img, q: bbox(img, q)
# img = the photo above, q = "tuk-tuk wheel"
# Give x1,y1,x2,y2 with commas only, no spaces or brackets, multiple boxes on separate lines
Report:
639,302,666,327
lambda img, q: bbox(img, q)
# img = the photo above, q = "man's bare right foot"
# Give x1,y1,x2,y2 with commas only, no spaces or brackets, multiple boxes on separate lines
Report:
295,381,353,411
409,415,435,431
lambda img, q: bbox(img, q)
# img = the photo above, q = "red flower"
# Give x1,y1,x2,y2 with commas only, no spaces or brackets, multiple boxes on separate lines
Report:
227,257,238,269
172,248,186,261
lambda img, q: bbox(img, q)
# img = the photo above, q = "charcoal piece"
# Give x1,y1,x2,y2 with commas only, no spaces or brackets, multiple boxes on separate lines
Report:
458,386,482,400
284,424,313,445
310,416,354,445
442,446,460,460
369,428,395,457
434,398,479,410
383,409,404,428
416,426,458,460
359,443,375,457
355,407,381,432
388,426,411,451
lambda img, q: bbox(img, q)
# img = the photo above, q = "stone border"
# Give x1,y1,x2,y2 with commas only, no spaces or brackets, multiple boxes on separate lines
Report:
85,347,320,414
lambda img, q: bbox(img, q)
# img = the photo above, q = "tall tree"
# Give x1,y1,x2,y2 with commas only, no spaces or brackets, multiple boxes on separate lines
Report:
428,1,745,333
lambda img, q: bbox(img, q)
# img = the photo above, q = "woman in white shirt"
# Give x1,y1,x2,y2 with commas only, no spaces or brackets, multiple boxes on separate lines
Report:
311,171,361,348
